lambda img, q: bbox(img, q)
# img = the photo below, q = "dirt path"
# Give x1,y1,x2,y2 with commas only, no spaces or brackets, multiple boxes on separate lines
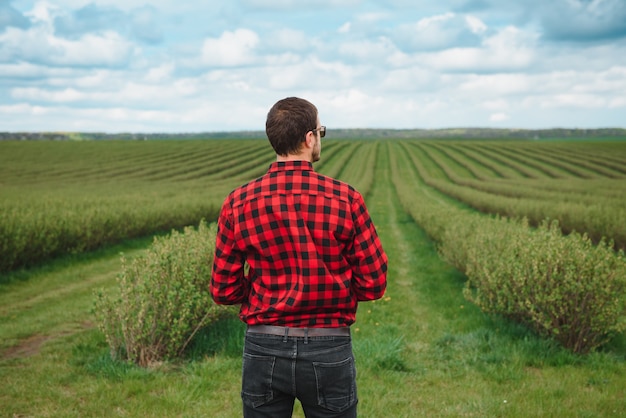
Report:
0,246,147,359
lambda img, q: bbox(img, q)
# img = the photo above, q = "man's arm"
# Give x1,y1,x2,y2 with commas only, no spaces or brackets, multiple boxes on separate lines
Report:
210,203,248,305
348,195,388,301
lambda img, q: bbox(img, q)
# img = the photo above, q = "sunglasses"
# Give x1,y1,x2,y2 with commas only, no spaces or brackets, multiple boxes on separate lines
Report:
310,126,326,138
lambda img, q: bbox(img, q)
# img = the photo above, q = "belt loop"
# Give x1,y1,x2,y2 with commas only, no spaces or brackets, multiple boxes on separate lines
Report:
283,327,289,342
304,328,309,344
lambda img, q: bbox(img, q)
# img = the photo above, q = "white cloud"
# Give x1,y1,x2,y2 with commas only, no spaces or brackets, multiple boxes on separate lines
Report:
460,74,531,95
52,32,136,66
380,67,438,92
337,36,402,64
535,94,609,109
242,0,361,8
482,99,510,111
24,1,59,24
12,87,85,102
465,15,487,34
69,70,112,88
0,24,135,67
145,63,175,83
608,97,626,108
0,102,49,116
417,12,455,28
354,12,391,24
490,112,510,122
201,29,259,67
264,28,309,52
265,58,358,91
423,26,536,72
0,62,75,78
324,89,387,127
393,12,484,51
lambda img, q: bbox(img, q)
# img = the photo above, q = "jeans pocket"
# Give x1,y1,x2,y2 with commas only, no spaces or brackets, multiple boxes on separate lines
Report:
313,356,357,413
241,353,275,408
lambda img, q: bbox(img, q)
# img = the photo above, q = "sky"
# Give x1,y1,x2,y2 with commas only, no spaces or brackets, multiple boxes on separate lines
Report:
1,0,625,133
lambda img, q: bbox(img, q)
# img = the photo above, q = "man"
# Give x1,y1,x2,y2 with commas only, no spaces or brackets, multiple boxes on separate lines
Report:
211,97,388,417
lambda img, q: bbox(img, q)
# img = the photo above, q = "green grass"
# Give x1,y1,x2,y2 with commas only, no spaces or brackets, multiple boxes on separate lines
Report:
1,140,625,417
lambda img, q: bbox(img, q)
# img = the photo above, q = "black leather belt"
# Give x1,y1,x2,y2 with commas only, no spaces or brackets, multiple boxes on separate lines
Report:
247,325,350,337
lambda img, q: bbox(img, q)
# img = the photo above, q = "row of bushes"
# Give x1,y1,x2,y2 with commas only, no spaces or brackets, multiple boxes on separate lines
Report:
441,216,626,353
94,220,230,366
0,193,219,274
426,177,626,251
391,142,626,353
411,142,626,251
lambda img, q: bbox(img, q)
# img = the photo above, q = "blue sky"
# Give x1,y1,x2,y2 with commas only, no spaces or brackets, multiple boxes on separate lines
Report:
1,0,625,133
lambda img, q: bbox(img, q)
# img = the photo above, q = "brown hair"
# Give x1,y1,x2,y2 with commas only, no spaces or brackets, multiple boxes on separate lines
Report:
265,97,318,156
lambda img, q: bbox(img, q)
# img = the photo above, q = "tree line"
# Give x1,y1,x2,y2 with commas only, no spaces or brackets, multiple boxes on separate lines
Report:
2,128,626,141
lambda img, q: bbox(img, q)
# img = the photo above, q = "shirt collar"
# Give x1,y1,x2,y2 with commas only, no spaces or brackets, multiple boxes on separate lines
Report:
268,160,314,173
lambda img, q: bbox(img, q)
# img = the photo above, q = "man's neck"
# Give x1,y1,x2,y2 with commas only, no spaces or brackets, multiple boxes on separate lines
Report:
276,153,312,163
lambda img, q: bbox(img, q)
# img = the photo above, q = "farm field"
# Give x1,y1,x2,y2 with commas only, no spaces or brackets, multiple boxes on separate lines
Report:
1,138,625,417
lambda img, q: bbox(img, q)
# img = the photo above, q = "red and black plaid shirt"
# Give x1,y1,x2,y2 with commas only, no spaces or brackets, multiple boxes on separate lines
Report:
210,160,387,328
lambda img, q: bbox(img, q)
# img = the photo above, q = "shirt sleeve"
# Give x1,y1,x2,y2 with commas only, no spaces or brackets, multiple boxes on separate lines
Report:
348,194,388,301
210,198,248,305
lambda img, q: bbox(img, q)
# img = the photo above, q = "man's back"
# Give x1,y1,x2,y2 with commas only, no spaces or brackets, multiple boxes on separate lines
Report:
211,160,387,328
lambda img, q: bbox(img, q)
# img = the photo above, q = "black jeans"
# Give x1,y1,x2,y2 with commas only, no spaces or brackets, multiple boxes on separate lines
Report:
241,332,357,418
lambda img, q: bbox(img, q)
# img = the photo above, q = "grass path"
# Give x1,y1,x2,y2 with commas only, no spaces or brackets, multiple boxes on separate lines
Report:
0,237,158,355
353,143,501,416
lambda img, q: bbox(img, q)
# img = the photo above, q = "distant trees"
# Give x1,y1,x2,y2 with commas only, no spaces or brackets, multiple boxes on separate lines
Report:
1,128,626,141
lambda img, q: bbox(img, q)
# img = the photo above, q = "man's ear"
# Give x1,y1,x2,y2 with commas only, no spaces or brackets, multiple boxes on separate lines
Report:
304,131,315,149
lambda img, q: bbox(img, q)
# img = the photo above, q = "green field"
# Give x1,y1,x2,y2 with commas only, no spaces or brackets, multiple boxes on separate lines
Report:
1,138,625,417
